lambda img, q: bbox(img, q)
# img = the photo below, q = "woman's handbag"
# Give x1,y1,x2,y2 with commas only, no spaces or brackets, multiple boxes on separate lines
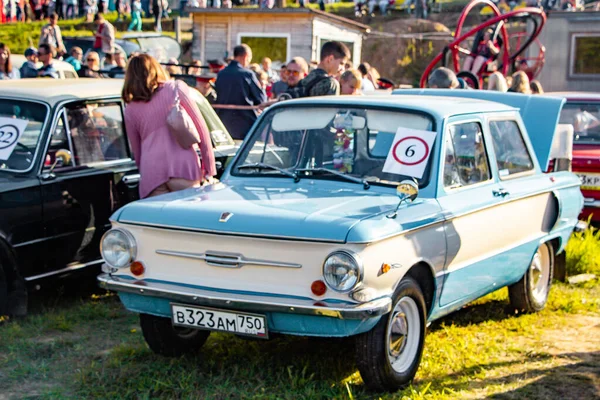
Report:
166,81,201,149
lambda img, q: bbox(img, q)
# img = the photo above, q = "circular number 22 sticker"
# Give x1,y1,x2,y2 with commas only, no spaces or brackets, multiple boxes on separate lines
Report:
392,136,430,166
0,124,20,150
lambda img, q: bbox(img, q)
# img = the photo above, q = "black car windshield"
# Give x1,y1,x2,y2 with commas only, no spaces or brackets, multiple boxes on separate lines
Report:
232,106,436,188
559,102,600,143
0,99,48,172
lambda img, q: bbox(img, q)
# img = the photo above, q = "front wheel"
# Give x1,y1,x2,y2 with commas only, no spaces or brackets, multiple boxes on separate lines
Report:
140,313,211,357
509,242,554,313
355,277,427,392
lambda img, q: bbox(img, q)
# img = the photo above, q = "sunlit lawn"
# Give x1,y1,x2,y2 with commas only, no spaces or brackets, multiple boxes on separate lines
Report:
0,278,597,399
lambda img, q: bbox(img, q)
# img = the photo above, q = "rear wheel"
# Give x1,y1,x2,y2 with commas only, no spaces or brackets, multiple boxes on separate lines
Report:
509,242,554,313
355,277,426,392
140,313,211,357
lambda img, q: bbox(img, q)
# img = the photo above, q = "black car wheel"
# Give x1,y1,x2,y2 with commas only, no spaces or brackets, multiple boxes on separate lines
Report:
509,242,554,313
355,277,427,392
140,313,211,357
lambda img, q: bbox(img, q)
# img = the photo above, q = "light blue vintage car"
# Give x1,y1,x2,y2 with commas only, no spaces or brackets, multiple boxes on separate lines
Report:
98,93,583,392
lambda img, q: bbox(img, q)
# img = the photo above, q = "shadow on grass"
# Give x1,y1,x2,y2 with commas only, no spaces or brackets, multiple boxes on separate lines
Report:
76,332,360,399
411,351,599,399
429,296,515,331
25,267,107,316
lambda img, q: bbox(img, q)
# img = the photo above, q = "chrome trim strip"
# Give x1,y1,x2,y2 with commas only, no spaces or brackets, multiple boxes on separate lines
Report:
62,108,76,166
118,220,346,244
13,230,73,248
156,250,302,269
25,260,103,281
97,273,391,319
583,198,600,208
122,174,141,184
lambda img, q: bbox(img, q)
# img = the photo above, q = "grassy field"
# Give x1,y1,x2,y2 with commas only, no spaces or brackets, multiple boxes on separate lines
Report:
0,274,598,398
0,13,169,55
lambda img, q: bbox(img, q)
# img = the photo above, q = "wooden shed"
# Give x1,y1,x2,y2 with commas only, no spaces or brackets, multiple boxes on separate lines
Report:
187,8,370,66
537,11,600,92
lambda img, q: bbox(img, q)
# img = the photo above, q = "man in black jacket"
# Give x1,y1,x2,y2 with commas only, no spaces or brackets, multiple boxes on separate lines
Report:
215,44,267,140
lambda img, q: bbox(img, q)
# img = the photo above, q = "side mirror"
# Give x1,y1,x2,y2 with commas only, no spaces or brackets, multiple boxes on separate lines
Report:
396,180,419,202
387,179,419,219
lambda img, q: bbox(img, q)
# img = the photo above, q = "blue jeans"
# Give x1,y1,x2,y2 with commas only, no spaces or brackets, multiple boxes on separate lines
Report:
128,10,142,31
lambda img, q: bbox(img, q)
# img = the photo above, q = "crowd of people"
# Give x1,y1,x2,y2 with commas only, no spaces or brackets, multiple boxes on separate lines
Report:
1,28,548,203
428,65,544,94
2,0,169,32
0,12,129,80
111,40,386,201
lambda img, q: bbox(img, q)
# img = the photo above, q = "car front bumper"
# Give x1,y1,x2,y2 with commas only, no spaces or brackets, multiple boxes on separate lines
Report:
97,273,392,320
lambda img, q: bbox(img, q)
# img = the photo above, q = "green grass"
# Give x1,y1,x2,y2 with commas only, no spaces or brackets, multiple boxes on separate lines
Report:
0,12,159,55
0,278,597,399
566,224,600,276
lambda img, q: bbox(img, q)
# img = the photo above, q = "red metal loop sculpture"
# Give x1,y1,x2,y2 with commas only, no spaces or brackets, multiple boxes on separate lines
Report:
420,0,546,88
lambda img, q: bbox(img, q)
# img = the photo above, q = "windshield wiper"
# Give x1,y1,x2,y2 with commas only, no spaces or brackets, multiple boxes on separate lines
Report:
237,162,300,182
296,168,370,190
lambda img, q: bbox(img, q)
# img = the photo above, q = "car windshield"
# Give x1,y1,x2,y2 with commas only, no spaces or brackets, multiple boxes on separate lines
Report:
135,37,181,62
559,102,600,143
0,99,48,172
232,106,435,188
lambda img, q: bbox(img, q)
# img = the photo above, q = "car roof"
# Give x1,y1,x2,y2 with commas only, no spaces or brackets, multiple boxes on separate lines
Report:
275,95,516,120
11,54,77,72
544,92,600,101
0,79,123,104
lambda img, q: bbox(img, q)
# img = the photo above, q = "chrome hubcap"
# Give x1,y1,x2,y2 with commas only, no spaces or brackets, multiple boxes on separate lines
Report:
530,246,550,303
386,297,420,374
390,312,408,357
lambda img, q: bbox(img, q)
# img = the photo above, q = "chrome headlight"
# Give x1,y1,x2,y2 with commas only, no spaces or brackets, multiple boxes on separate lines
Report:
100,228,137,269
323,251,362,292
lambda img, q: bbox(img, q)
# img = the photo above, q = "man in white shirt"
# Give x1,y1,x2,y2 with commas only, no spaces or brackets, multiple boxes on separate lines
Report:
39,13,66,56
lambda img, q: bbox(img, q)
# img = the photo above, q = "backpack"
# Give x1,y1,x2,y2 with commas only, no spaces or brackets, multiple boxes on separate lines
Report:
279,75,329,100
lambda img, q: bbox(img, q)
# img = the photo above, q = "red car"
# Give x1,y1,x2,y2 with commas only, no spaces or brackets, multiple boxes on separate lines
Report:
552,92,600,223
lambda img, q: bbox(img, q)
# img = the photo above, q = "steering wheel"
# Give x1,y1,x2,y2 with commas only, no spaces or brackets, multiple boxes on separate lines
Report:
4,143,33,169
14,143,31,152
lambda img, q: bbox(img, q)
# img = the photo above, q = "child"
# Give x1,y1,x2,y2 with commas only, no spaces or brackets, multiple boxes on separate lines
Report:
462,29,499,75
128,0,142,32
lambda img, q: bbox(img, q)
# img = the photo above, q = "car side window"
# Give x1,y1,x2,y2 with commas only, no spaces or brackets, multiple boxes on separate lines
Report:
66,103,129,166
43,114,73,170
443,122,491,189
488,120,534,178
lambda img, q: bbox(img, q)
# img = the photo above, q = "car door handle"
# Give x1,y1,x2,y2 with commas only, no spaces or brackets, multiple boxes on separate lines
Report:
493,188,510,197
122,174,140,185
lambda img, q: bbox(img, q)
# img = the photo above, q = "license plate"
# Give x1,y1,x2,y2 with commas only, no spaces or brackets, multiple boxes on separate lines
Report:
577,173,600,190
171,304,268,339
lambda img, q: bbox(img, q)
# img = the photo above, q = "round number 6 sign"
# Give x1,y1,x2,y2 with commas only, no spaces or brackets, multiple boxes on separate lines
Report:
383,128,437,179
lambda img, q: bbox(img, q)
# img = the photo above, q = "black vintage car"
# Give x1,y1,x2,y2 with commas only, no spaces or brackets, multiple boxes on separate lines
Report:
0,79,237,316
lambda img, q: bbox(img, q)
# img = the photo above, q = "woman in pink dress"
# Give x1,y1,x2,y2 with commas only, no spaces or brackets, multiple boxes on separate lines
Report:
122,54,217,199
